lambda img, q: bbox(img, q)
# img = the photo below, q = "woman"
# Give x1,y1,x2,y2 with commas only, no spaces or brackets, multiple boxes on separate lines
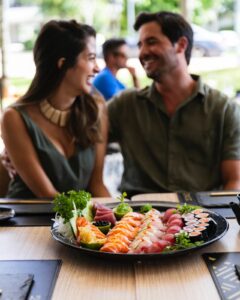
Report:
1,20,110,198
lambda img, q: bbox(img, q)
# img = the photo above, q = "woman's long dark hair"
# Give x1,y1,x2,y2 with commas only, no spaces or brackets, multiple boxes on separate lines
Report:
18,20,101,148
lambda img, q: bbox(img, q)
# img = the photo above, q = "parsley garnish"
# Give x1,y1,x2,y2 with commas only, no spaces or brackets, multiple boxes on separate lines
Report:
164,231,204,252
177,203,201,214
53,190,91,223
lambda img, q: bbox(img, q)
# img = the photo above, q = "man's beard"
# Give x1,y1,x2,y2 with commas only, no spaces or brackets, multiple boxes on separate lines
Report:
141,52,178,82
146,68,166,82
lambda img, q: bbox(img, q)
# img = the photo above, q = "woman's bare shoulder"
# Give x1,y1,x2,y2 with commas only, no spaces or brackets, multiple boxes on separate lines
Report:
1,107,20,123
2,103,38,123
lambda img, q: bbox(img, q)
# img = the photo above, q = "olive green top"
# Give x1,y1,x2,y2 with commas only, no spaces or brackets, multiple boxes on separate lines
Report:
6,108,95,198
108,75,240,195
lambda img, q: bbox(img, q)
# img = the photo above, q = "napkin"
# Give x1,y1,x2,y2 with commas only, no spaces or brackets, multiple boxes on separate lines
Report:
0,273,34,300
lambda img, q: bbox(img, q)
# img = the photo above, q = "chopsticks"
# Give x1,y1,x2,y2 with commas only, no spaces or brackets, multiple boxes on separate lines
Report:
0,199,53,204
235,264,240,279
210,191,240,197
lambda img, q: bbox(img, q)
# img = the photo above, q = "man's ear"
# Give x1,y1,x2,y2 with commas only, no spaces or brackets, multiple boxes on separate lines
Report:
57,57,66,69
175,36,188,54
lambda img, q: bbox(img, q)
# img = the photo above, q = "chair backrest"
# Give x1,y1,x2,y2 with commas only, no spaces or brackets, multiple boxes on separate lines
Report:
0,157,10,197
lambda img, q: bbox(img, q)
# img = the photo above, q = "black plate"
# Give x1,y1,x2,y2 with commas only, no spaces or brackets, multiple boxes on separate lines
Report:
51,201,229,261
0,207,15,222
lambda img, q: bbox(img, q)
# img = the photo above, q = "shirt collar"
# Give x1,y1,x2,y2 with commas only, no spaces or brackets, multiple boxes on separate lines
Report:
137,74,206,109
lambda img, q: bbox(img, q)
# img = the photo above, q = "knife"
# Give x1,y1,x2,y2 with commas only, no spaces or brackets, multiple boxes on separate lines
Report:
0,199,53,204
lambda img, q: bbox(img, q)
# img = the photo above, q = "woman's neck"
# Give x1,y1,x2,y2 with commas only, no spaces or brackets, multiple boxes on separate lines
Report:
48,88,77,111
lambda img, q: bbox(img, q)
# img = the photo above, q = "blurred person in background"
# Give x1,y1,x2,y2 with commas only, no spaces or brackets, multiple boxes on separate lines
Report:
93,38,140,101
107,11,240,197
1,20,110,198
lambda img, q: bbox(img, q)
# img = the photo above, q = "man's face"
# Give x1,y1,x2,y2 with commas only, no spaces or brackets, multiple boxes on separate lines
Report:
138,21,179,81
113,44,129,69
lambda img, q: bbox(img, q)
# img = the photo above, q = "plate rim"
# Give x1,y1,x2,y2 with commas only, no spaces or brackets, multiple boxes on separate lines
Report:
0,207,15,221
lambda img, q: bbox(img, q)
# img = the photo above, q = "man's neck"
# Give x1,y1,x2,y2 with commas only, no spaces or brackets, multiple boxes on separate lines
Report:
106,64,118,77
155,71,197,117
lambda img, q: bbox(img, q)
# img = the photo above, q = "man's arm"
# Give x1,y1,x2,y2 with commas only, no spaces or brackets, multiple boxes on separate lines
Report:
221,159,240,190
126,66,140,89
1,148,16,179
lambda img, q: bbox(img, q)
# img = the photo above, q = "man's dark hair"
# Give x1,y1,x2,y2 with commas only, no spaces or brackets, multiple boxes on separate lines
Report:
134,11,193,65
102,38,126,61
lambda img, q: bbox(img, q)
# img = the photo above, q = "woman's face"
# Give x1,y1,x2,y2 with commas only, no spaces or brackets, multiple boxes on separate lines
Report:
64,36,99,95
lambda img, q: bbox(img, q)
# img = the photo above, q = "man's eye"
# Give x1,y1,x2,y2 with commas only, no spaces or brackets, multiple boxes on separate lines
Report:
148,39,157,45
88,55,96,60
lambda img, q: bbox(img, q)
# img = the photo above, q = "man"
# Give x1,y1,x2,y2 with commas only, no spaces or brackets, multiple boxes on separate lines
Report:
107,11,240,197
93,38,140,101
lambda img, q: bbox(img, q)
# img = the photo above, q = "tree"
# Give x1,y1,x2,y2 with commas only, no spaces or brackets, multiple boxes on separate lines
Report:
135,0,179,15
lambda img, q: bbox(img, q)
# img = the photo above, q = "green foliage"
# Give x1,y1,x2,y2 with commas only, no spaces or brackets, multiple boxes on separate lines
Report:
193,0,234,25
23,39,34,51
176,203,201,214
114,192,132,215
16,0,82,18
165,231,203,251
120,0,128,35
115,192,131,213
53,190,91,223
135,0,179,15
140,204,152,214
117,191,127,203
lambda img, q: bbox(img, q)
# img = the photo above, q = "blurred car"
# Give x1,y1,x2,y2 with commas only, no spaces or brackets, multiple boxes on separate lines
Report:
126,36,139,58
218,30,240,51
126,25,224,58
192,24,223,57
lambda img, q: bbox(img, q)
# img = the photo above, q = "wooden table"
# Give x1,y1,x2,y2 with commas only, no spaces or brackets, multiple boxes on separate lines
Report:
0,195,239,300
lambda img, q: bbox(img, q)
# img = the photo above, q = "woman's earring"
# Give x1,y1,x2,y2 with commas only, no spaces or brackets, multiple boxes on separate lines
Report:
57,57,66,69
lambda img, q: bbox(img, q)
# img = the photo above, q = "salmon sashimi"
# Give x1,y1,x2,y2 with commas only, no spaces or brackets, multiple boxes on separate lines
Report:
100,212,144,253
77,217,106,240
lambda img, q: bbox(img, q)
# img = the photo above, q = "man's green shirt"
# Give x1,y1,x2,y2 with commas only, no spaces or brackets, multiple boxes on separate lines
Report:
107,76,240,195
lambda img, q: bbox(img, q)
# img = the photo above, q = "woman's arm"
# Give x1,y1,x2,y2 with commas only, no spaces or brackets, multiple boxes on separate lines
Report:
88,99,111,197
1,108,58,198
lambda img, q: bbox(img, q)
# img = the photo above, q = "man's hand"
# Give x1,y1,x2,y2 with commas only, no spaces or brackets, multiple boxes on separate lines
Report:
126,66,140,89
1,148,17,179
221,159,240,190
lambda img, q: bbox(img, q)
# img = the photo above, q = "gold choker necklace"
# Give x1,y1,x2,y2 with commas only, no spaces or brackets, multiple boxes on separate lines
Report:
39,99,71,127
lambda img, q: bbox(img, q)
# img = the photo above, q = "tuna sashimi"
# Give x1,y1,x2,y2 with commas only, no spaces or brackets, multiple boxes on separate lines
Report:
93,202,116,226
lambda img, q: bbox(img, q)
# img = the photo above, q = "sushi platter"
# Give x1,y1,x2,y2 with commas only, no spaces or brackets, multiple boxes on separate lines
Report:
51,197,229,261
